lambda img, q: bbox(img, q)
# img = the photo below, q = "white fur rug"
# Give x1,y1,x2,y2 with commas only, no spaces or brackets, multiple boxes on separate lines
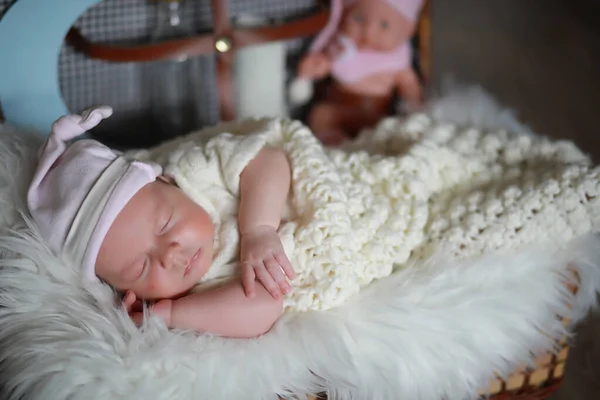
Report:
1,88,600,400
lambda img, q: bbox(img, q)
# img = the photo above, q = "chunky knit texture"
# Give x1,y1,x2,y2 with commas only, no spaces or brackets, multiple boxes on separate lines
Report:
346,115,600,261
134,114,600,312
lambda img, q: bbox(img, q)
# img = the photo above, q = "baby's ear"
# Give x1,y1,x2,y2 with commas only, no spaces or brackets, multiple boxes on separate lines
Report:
157,175,176,185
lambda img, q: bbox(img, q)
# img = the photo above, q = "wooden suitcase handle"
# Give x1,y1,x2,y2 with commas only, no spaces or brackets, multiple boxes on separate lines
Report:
65,10,329,63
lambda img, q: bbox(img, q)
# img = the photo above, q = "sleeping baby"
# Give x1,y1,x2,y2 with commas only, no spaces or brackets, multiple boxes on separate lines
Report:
27,105,429,338
26,105,600,339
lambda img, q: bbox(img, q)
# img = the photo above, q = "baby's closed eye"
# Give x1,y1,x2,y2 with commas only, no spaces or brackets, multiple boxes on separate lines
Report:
136,256,150,281
160,211,173,234
121,255,148,283
158,206,174,235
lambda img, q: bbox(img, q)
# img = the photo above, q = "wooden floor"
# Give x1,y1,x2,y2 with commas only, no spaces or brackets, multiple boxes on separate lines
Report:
432,0,600,158
431,1,600,398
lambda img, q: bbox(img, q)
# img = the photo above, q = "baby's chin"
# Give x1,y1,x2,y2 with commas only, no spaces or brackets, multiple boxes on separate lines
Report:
110,278,197,301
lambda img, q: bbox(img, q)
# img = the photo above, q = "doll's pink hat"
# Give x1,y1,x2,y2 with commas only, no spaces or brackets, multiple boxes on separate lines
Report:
26,106,162,280
310,0,425,53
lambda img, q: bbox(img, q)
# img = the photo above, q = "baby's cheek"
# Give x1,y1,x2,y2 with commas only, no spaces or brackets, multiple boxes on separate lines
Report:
143,271,170,298
151,275,172,295
148,273,189,299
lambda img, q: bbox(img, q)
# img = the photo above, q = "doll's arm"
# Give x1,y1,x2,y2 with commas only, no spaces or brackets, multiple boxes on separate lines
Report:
395,68,423,108
155,280,283,338
298,52,331,80
238,147,296,298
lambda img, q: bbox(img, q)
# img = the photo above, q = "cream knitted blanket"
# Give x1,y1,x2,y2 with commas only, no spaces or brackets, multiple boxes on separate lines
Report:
136,114,600,312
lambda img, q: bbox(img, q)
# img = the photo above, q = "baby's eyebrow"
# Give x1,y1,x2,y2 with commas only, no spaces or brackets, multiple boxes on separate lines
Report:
154,195,170,229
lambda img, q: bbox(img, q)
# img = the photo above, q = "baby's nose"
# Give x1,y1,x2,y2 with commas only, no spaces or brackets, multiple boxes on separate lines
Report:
161,243,186,270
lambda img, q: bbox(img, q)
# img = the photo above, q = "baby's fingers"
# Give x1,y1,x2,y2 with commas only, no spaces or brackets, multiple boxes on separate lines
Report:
274,252,296,281
254,263,282,299
122,290,136,311
241,263,256,298
265,257,291,295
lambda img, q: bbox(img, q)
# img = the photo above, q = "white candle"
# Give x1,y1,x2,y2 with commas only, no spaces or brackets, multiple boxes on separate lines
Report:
234,15,288,119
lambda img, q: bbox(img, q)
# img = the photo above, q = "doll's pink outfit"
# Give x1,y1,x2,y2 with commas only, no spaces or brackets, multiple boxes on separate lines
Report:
26,106,161,280
324,35,412,84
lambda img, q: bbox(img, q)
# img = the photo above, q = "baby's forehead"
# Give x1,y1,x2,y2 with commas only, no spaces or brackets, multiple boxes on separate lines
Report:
118,180,167,220
134,179,183,211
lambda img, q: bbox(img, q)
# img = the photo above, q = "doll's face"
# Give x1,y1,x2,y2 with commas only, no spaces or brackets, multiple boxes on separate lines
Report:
96,179,214,300
341,0,415,52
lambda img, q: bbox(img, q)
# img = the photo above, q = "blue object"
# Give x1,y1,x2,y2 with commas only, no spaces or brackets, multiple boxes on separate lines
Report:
0,0,102,135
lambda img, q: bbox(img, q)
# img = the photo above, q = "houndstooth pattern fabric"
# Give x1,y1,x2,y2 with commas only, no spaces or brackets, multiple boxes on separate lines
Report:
0,0,318,147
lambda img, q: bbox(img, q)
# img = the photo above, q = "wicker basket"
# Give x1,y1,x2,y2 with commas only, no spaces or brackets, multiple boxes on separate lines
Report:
298,266,579,400
482,340,569,399
480,269,578,400
300,313,572,400
301,347,568,400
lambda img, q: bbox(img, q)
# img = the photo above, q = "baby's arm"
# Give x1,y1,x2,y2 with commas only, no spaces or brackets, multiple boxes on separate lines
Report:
138,280,283,338
239,147,290,234
238,147,296,298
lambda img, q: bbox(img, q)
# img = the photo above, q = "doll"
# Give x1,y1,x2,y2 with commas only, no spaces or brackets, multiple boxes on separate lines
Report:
290,0,425,145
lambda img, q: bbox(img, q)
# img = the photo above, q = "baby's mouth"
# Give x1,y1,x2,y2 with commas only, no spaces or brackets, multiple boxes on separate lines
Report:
184,247,202,276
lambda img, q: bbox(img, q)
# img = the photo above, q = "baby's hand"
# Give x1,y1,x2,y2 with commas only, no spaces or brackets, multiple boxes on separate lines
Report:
240,225,296,299
122,290,143,325
122,290,172,327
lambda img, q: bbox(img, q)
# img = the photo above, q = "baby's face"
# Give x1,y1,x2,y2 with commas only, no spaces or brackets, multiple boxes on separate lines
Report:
96,179,214,300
